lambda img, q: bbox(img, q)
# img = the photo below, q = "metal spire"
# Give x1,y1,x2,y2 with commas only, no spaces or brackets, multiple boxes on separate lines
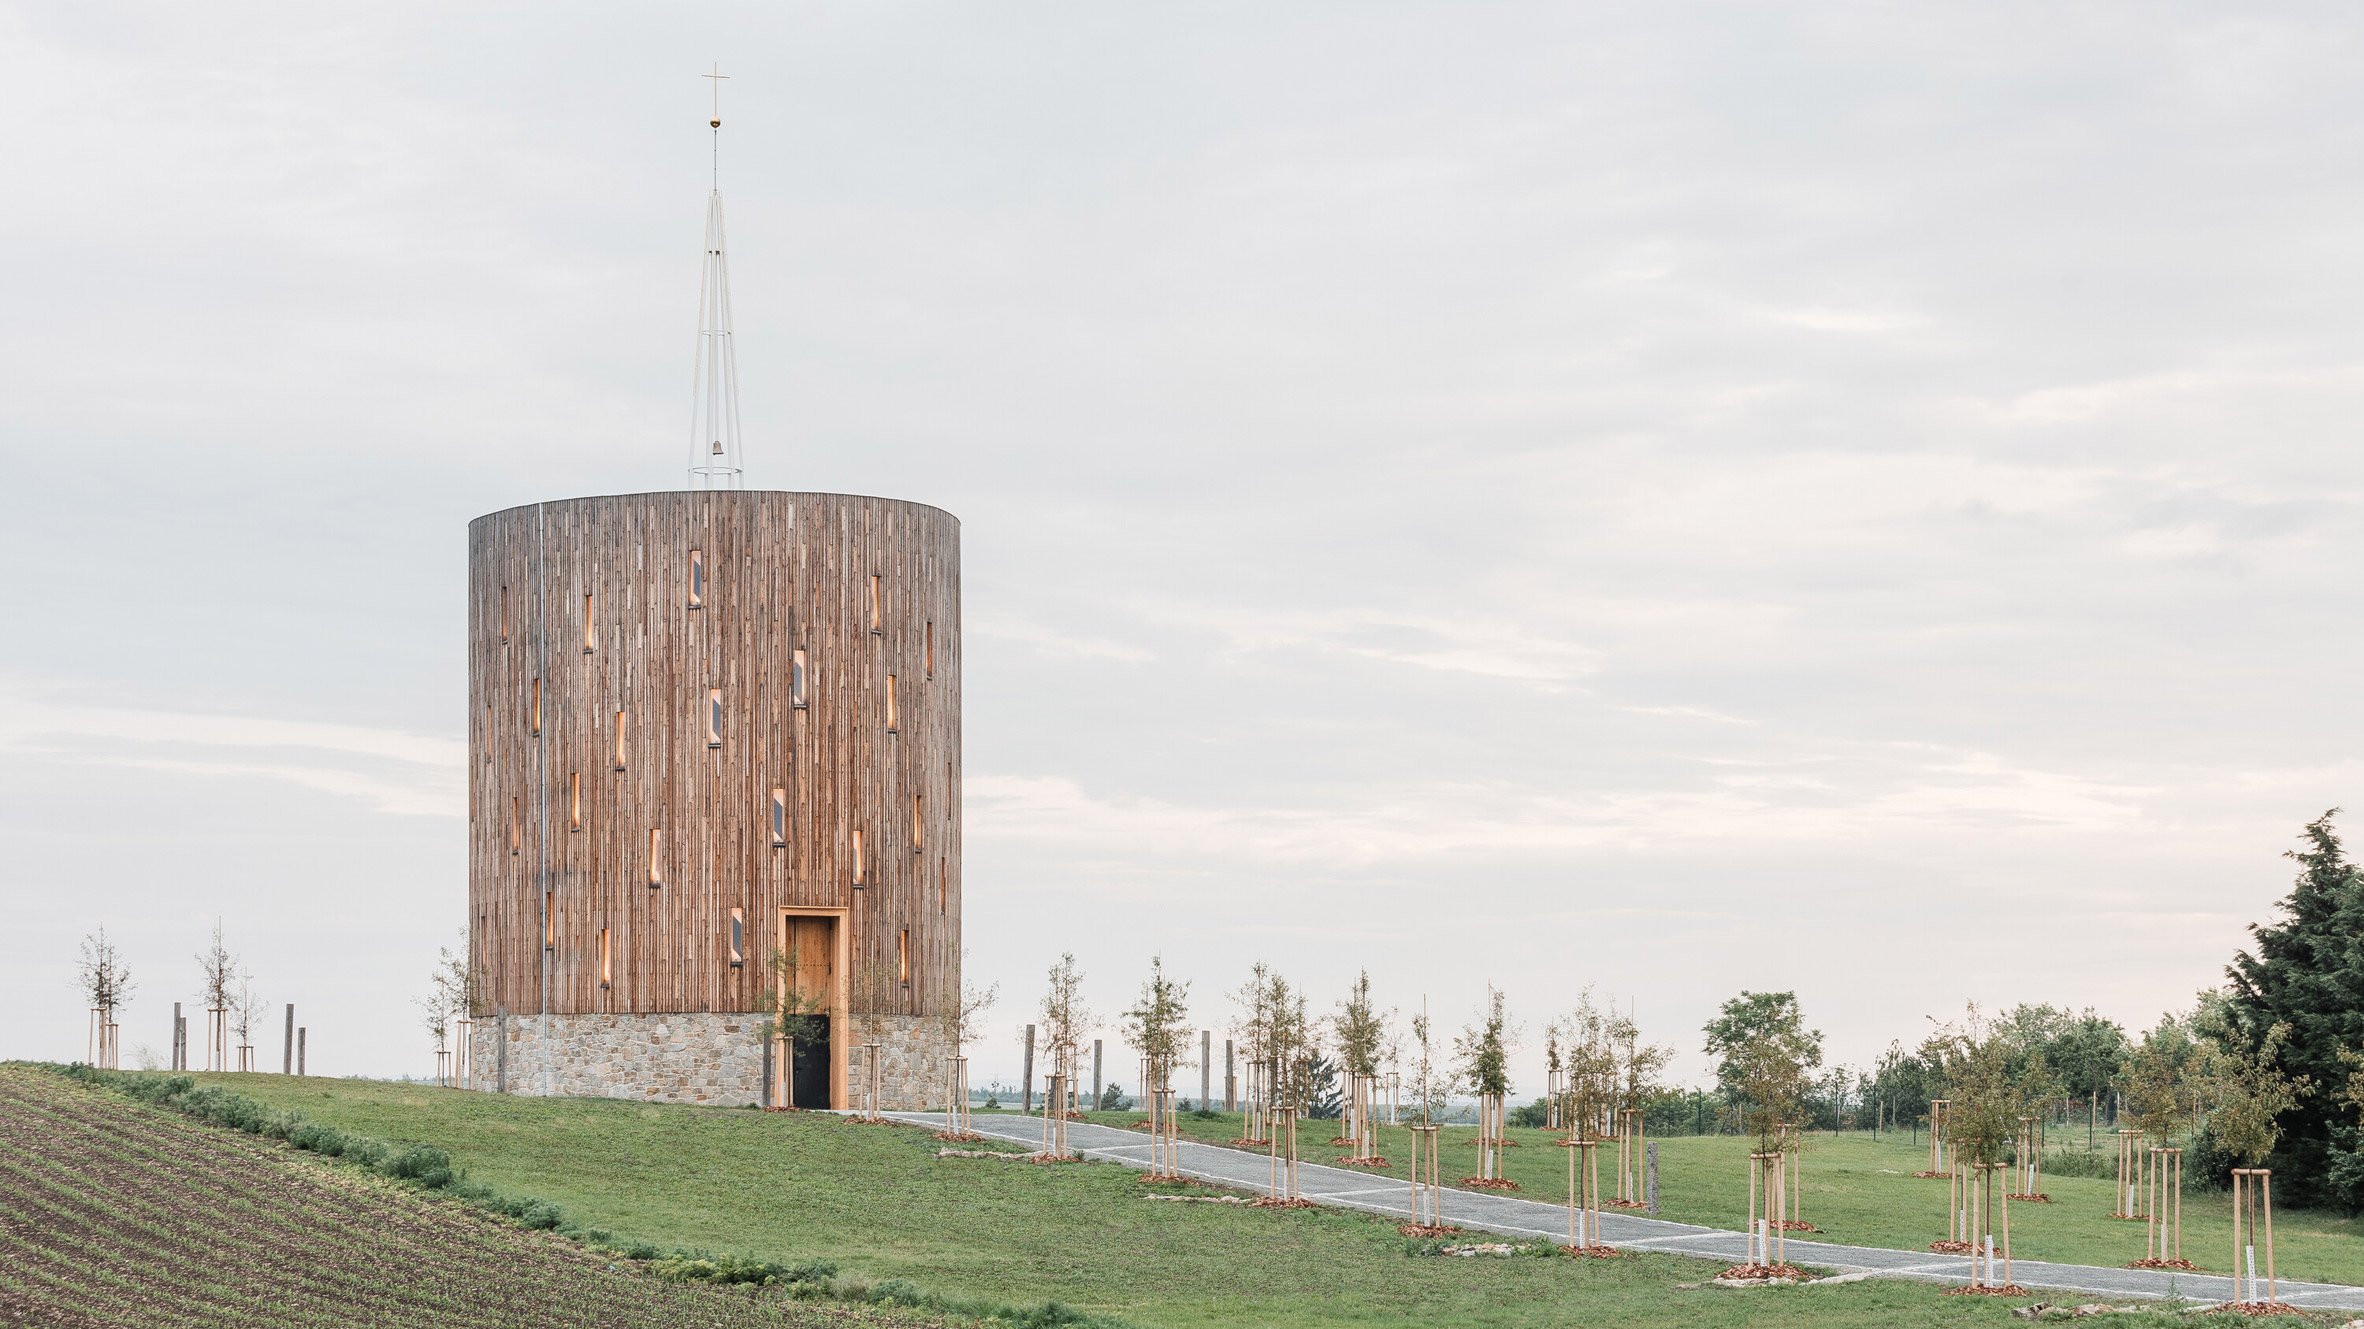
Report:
688,63,743,489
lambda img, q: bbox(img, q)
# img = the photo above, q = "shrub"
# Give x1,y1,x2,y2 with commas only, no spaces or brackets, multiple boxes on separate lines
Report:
382,1143,456,1189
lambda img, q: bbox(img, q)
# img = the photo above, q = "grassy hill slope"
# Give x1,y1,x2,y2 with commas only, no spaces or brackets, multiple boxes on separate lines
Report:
183,1071,2232,1329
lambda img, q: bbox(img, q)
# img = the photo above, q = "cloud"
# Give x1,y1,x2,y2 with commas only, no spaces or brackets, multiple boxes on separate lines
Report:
0,679,462,818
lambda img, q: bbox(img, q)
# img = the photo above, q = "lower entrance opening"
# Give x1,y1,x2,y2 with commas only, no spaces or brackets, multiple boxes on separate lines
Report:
776,912,839,1109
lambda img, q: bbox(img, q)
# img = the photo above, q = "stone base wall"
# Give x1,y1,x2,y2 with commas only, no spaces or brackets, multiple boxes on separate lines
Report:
466,1013,950,1110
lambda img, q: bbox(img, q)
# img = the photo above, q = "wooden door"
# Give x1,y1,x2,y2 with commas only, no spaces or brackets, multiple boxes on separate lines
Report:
780,915,836,1108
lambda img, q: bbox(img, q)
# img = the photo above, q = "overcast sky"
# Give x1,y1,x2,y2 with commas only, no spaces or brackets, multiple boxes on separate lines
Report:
4,3,2360,1097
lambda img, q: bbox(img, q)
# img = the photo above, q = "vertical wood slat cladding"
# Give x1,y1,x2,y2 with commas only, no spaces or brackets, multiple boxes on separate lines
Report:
468,492,960,1025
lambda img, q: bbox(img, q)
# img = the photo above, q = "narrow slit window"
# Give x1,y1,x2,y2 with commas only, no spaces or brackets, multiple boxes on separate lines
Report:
569,772,582,831
868,575,883,633
599,927,612,987
925,621,934,678
898,929,910,985
509,799,520,855
648,828,663,888
912,793,923,850
483,699,493,764
706,688,723,748
499,585,509,643
852,829,865,887
544,891,554,950
689,548,705,608
614,709,628,770
583,592,596,653
938,858,947,914
884,675,898,732
529,678,541,735
790,650,808,709
729,908,746,967
770,787,788,847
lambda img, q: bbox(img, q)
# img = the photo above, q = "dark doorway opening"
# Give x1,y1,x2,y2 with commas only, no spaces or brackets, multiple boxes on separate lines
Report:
790,1018,832,1110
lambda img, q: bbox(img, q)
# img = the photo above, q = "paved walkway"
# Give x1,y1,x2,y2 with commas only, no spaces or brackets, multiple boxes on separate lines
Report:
889,1111,2364,1311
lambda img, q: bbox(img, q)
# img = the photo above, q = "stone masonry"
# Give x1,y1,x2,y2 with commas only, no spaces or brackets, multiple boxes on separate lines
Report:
468,1012,950,1110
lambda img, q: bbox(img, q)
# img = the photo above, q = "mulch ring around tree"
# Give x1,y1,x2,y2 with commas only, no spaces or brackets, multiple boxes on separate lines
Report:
2124,1258,2198,1271
1562,1244,1625,1259
1135,1172,1199,1187
1603,1198,1649,1211
1328,1136,1356,1147
1229,1138,1272,1149
1946,1284,2032,1297
1715,1264,1812,1284
1331,1156,1393,1169
2206,1303,2303,1316
1026,1153,1085,1166
1912,1170,1951,1179
1769,1219,1818,1232
1399,1223,1464,1238
2008,1193,2053,1203
1249,1196,1318,1210
931,1130,987,1143
1458,1177,1522,1190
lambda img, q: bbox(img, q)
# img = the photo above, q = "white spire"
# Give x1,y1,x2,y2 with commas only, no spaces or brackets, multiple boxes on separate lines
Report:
688,63,743,490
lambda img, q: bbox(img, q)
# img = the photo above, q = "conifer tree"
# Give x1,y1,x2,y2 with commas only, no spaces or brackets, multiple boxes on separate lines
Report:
2225,811,2364,1205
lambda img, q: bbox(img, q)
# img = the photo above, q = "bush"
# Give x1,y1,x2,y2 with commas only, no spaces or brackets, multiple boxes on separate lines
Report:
1507,1098,1550,1129
383,1143,456,1189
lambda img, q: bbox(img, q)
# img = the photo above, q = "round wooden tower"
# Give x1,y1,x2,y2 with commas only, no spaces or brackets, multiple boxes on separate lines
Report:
466,490,960,1108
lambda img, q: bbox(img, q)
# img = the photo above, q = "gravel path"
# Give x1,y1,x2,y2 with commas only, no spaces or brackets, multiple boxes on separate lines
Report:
890,1111,2364,1310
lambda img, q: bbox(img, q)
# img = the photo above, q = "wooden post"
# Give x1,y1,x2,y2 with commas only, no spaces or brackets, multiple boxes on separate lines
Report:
2000,1168,2013,1289
283,1003,295,1075
1092,1038,1103,1112
1224,1038,1235,1112
2232,1168,2280,1306
1747,1150,1764,1266
297,1026,306,1076
1021,1023,1036,1115
1408,1124,1443,1229
1201,1030,1211,1111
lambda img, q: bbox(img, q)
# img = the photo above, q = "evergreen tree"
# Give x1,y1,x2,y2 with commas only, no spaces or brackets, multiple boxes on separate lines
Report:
2225,811,2364,1207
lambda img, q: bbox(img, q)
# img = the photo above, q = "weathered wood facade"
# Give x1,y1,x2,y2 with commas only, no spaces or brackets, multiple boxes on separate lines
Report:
468,491,960,1105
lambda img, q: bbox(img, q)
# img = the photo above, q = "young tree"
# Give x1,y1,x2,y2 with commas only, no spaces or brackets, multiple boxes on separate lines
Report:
2210,1022,2308,1167
1333,970,1388,1084
76,926,134,1067
1332,970,1390,1150
1120,954,1192,1093
1266,970,1317,1109
2225,810,2364,1206
1039,952,1091,1110
1454,986,1515,1105
933,960,997,1135
1704,990,1824,1106
195,921,241,1072
1409,999,1448,1125
1230,961,1278,1140
231,982,266,1071
415,980,452,1081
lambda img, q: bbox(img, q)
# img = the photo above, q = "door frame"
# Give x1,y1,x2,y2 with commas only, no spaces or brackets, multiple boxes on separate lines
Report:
778,906,850,1109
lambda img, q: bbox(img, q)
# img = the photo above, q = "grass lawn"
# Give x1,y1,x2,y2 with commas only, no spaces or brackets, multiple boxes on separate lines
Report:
186,1073,2317,1328
1068,1108,2364,1288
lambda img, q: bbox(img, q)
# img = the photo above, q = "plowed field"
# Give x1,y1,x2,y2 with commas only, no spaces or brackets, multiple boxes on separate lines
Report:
0,1067,934,1329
